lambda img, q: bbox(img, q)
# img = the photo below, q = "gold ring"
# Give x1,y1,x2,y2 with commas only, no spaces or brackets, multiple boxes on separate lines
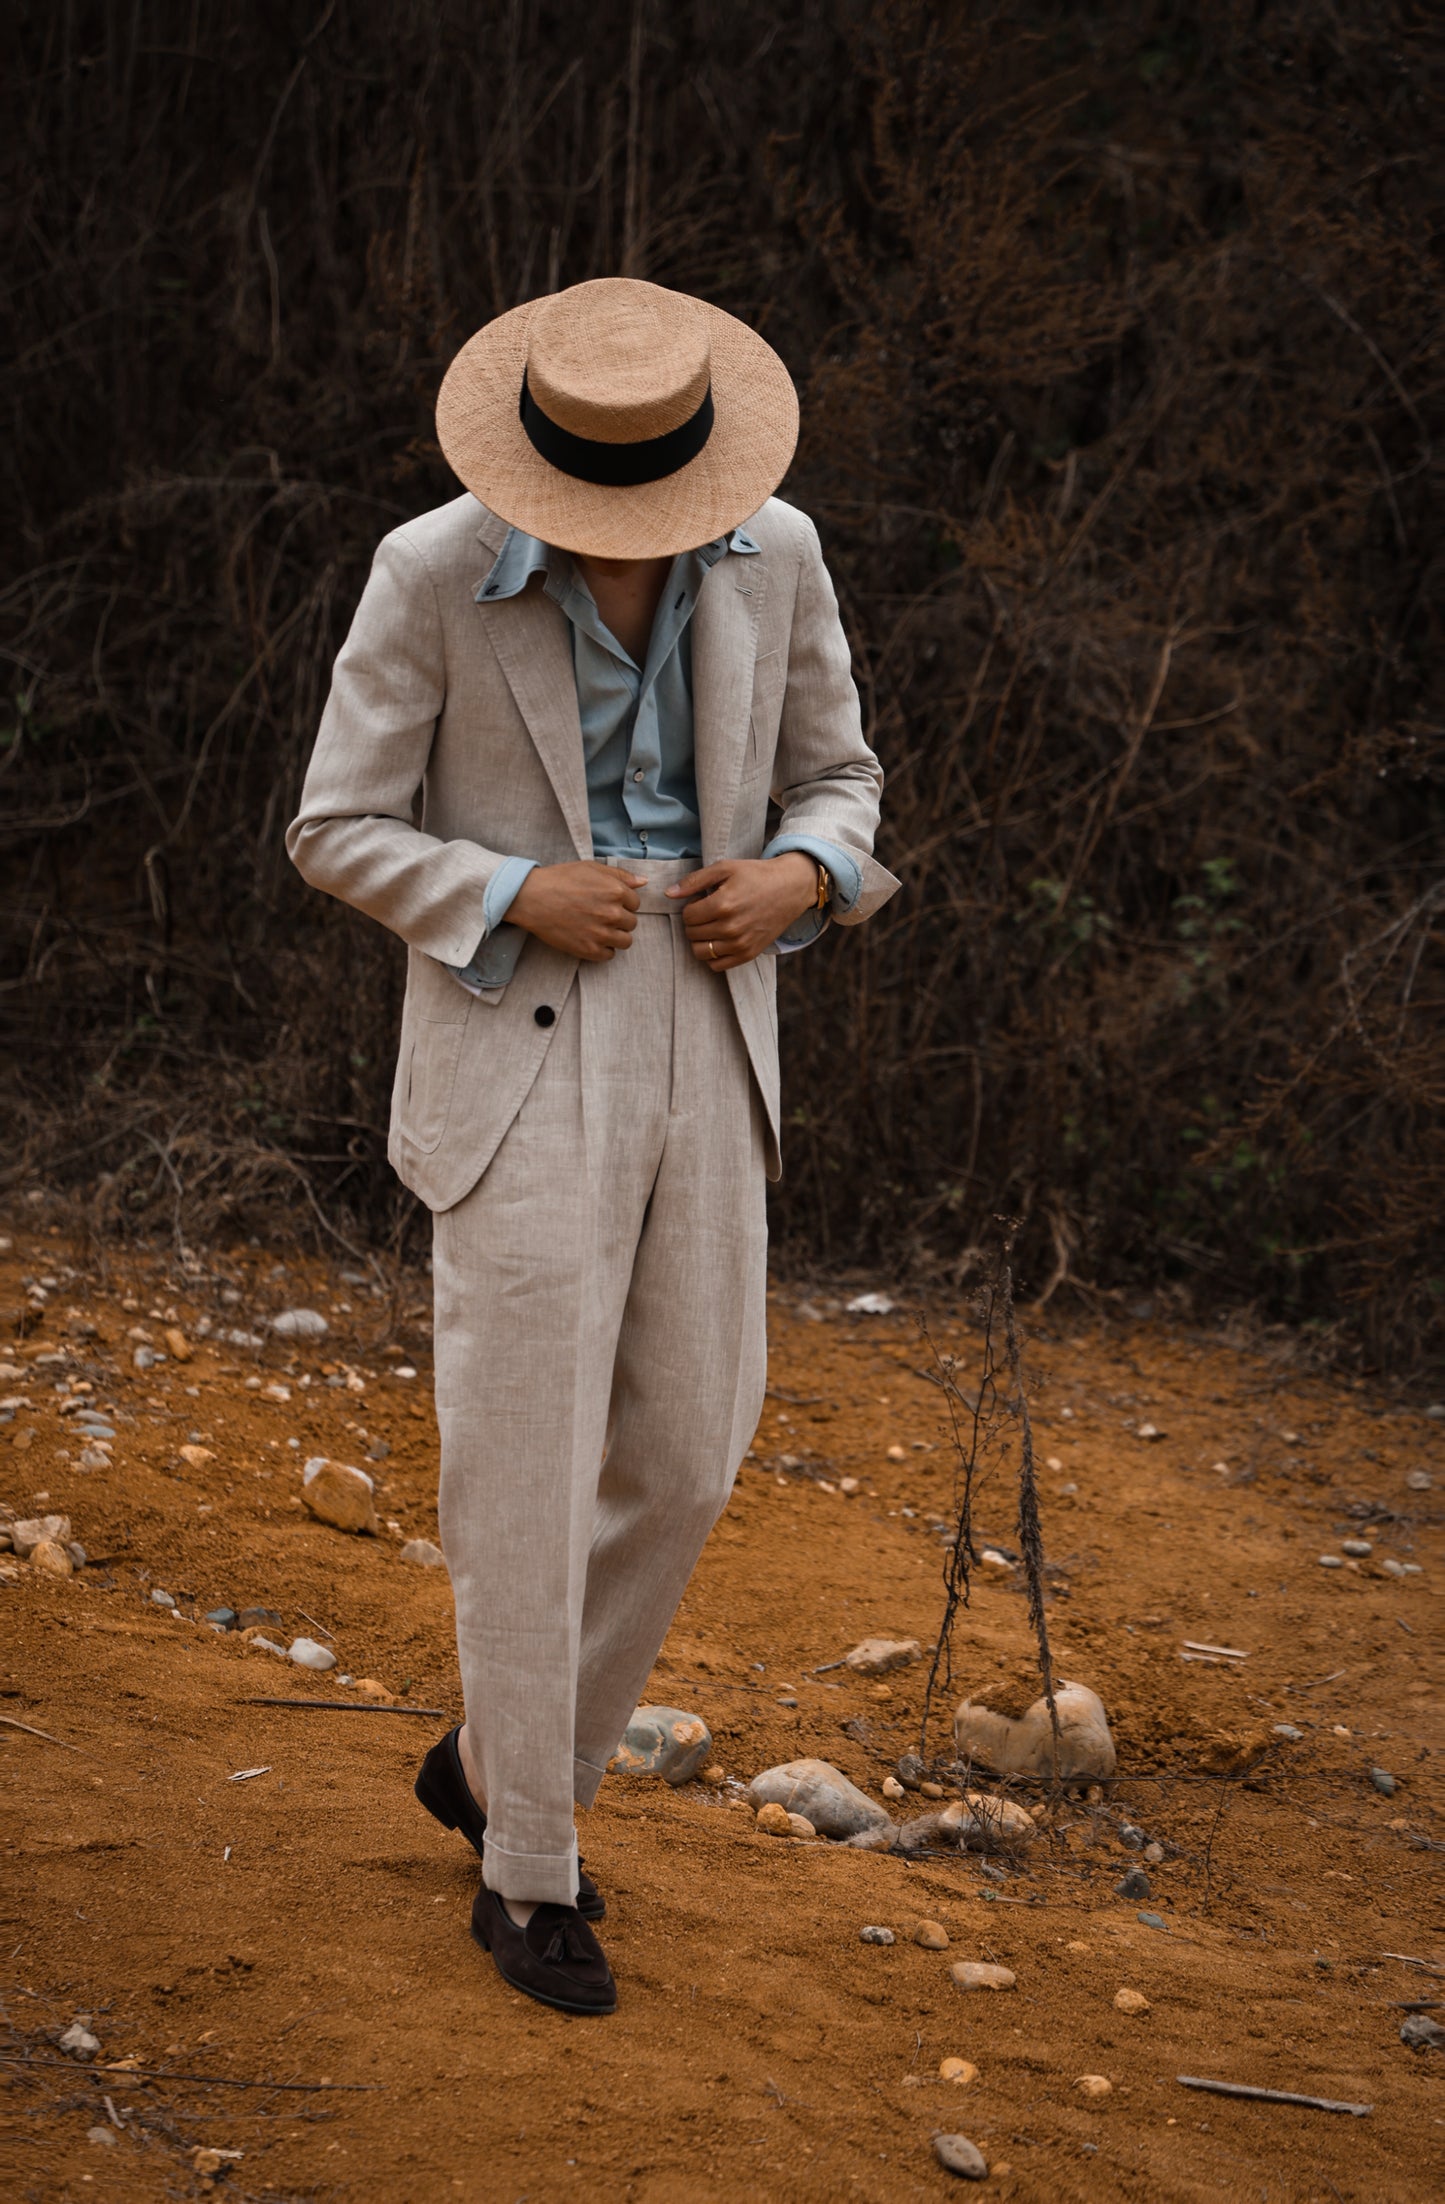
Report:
707,941,717,960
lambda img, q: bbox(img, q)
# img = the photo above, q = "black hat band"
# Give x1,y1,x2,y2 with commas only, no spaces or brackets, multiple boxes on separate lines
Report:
519,370,714,487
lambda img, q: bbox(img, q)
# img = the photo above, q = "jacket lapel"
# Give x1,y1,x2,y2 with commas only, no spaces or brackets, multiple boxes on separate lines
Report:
474,520,593,862
692,553,765,863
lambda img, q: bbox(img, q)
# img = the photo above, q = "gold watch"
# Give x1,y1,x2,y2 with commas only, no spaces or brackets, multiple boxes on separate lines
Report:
814,861,831,913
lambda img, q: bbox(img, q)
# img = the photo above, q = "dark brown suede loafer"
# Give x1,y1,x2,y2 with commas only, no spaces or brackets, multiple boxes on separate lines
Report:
414,1726,606,1921
471,1885,617,2016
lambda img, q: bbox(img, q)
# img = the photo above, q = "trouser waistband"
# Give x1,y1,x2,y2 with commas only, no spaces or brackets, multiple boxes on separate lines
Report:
601,853,700,916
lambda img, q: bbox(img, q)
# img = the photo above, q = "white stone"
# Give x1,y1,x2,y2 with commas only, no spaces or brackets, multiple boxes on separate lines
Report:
748,1758,894,1839
399,1538,447,1569
288,1637,337,1672
950,1961,1016,1992
845,1292,896,1315
860,1925,895,1945
844,1636,923,1675
300,1456,377,1534
934,2134,988,2179
272,1308,329,1338
954,1679,1116,1781
60,2022,100,2059
10,1513,72,1559
611,1706,713,1785
938,1791,1037,1851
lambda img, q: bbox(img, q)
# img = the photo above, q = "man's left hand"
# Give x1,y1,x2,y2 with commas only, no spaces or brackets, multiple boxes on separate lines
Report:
665,854,821,971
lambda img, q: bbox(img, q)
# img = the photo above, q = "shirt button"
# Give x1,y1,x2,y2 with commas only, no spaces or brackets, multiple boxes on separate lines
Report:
534,1005,555,1028
633,769,644,782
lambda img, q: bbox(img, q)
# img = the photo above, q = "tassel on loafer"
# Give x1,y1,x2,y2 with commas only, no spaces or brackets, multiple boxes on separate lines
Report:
471,1885,616,2016
414,1726,606,1921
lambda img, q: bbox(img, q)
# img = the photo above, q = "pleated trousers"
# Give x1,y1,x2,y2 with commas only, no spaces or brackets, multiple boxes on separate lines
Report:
431,858,769,1905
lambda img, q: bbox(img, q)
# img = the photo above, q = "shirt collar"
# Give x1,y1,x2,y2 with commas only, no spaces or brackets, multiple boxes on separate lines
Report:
475,521,760,604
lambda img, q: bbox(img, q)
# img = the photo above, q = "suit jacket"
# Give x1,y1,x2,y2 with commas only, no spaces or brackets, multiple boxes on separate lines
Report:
287,491,899,1210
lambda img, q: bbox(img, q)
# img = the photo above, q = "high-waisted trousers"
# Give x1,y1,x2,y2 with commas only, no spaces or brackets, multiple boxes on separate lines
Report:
431,857,769,1904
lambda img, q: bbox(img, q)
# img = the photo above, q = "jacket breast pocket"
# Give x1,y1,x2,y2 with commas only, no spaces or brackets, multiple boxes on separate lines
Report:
400,1013,470,1155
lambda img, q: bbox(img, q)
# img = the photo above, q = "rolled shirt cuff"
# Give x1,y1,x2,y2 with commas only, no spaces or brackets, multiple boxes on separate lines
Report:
446,855,539,995
763,833,862,953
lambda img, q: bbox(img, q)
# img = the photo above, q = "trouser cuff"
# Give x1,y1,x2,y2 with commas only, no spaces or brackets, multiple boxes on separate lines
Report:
482,1834,579,1907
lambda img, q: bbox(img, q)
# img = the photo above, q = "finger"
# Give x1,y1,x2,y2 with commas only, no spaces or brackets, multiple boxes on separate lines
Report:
665,863,730,899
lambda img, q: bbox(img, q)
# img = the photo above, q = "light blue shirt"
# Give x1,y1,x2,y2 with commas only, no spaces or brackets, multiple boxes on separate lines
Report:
448,526,860,994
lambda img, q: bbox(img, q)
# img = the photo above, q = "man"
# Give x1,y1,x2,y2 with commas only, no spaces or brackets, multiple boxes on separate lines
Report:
287,276,898,2015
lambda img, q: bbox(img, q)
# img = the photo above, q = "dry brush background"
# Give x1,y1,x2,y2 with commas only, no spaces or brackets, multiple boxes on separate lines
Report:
4,0,1442,1367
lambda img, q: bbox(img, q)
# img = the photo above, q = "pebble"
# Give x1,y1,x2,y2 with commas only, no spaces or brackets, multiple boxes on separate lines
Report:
164,1328,193,1362
1143,1841,1165,1864
1114,1987,1150,2014
237,1605,282,1630
1370,1768,1397,1797
60,2022,101,2059
785,1811,816,1838
860,1924,895,1945
1138,1911,1168,1931
954,1677,1116,1780
1318,1554,1343,1569
939,2057,978,2085
178,1443,214,1468
756,1802,793,1836
933,2133,988,2180
845,1292,895,1315
844,1636,922,1676
1401,2013,1445,2051
300,1456,378,1534
133,1345,161,1370
289,1637,337,1672
10,1514,72,1559
399,1538,447,1568
1425,1404,1444,1421
78,1448,110,1471
87,2127,116,2147
1136,1422,1165,1441
30,1538,73,1577
1115,1866,1152,1900
748,1758,894,1838
939,1792,1038,1853
1273,1723,1304,1741
207,1608,238,1630
151,1588,177,1608
1406,1469,1433,1491
1075,2074,1112,2098
699,1764,726,1787
1381,1558,1423,1577
612,1706,713,1786
912,1919,949,1950
882,1775,906,1800
950,1961,1016,1992
1341,1538,1372,1557
272,1308,329,1338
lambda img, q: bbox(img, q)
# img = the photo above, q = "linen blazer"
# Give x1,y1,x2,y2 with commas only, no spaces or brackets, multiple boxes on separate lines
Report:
287,490,900,1211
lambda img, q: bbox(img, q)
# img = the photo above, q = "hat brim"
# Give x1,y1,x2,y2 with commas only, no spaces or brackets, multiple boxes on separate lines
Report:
436,293,800,560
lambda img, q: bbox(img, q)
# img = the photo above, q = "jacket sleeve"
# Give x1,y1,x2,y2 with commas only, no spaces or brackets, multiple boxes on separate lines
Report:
767,518,901,926
286,531,515,967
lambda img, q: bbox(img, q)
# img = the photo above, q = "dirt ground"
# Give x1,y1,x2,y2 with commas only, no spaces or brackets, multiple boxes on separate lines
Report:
1,1221,1441,2203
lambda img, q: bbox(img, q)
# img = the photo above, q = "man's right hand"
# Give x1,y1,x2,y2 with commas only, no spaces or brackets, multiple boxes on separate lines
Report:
507,862,647,962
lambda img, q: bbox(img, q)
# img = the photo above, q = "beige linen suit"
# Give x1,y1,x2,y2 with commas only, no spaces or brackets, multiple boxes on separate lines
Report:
288,490,898,1902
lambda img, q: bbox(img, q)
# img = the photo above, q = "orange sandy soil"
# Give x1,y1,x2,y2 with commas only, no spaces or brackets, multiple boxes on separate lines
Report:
1,1223,1442,2204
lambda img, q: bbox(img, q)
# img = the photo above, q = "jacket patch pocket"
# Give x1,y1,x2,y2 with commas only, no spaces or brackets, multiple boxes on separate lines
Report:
400,1014,469,1155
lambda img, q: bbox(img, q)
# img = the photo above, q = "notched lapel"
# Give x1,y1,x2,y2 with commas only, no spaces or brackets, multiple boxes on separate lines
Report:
477,582,593,861
692,556,765,864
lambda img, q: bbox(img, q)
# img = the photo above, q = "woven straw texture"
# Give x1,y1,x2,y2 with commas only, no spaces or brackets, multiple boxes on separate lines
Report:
436,277,799,558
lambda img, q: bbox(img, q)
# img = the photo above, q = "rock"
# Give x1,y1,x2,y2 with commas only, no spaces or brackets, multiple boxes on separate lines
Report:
912,1918,950,1949
1116,1866,1152,1900
1075,2074,1112,2098
133,1344,161,1370
272,1308,329,1338
1138,1910,1168,1931
1381,1558,1423,1577
938,1791,1037,1852
950,1961,1016,1992
288,1637,336,1672
10,1513,72,1559
1196,1726,1271,1778
1143,1840,1165,1864
1319,1554,1343,1569
748,1758,894,1838
1273,1723,1304,1741
882,1775,906,1800
399,1538,446,1569
860,1924,896,1945
67,1542,86,1569
1405,1469,1433,1490
846,1292,896,1315
87,2127,116,2146
192,2147,244,2174
1401,2013,1445,2051
939,2057,978,2085
1136,1422,1164,1441
1341,1538,1372,1557
933,2133,988,2179
756,1802,793,1836
207,1608,238,1630
237,1605,282,1630
150,1587,176,1607
612,1706,713,1786
845,1637,922,1676
29,1538,73,1577
300,1456,378,1534
785,1811,816,1837
887,1443,907,1461
247,1634,289,1657
1113,1987,1150,2014
1425,1404,1445,1421
60,2022,100,2059
920,1780,945,1798
845,1825,897,1851
353,1678,395,1703
954,1678,1115,1781
179,1443,214,1468
1370,1767,1397,1796
164,1328,193,1362
78,1448,110,1471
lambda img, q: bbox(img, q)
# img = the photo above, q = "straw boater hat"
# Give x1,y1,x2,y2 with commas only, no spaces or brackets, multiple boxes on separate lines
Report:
436,276,799,561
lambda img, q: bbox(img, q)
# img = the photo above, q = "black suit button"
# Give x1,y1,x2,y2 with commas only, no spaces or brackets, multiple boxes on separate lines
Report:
534,1005,556,1028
